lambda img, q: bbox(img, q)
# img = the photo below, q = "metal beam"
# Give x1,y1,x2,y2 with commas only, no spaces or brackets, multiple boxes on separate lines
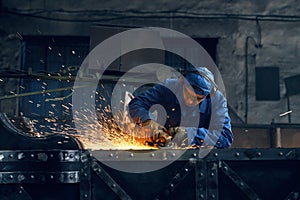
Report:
91,158,132,200
154,158,197,199
219,161,260,200
195,160,207,200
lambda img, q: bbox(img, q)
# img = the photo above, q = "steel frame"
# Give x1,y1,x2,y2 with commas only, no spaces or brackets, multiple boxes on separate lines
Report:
0,148,299,200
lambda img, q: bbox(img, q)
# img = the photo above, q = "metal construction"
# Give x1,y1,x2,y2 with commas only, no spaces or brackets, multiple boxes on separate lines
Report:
0,113,299,200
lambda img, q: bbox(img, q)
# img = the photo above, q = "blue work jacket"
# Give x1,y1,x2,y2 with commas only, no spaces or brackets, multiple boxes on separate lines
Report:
128,79,233,148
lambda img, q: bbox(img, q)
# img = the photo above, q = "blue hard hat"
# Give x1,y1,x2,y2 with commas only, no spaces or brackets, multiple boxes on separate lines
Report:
184,67,214,96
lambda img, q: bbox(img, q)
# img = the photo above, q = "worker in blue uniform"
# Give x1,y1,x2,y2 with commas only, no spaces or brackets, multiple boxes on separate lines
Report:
128,67,233,148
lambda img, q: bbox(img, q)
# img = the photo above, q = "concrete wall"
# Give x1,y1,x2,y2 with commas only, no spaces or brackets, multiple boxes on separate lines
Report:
0,0,299,125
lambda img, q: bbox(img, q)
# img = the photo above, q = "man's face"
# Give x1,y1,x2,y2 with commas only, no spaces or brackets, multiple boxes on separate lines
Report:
183,85,206,106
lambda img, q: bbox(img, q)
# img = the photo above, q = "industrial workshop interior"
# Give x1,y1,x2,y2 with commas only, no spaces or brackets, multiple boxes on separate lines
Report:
0,1,300,200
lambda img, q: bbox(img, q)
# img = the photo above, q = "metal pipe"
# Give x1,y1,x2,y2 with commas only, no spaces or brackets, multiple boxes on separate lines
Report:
286,95,292,123
244,36,255,124
0,84,93,101
244,19,263,124
274,127,282,148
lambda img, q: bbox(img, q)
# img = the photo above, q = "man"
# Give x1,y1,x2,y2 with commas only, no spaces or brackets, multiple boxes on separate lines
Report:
128,67,233,148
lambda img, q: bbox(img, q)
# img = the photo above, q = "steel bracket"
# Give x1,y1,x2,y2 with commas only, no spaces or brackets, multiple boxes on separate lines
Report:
91,157,132,200
219,161,260,200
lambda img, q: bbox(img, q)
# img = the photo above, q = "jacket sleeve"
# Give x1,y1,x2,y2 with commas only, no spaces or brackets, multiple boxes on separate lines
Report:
128,83,168,124
185,91,233,148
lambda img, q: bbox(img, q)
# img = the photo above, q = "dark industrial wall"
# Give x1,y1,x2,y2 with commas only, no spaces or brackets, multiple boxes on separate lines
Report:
0,0,299,126
232,126,300,148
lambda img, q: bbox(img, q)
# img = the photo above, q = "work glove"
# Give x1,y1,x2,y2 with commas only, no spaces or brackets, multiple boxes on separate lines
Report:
152,130,172,147
142,120,171,147
168,127,188,147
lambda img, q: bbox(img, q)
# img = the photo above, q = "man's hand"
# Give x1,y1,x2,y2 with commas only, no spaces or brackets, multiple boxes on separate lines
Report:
152,130,172,147
169,127,188,147
142,120,171,147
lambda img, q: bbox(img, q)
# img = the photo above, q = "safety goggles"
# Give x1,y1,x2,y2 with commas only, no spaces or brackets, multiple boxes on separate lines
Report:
183,85,206,105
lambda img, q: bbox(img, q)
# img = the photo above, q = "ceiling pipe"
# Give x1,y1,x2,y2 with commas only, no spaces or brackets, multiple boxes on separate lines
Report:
244,18,263,124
